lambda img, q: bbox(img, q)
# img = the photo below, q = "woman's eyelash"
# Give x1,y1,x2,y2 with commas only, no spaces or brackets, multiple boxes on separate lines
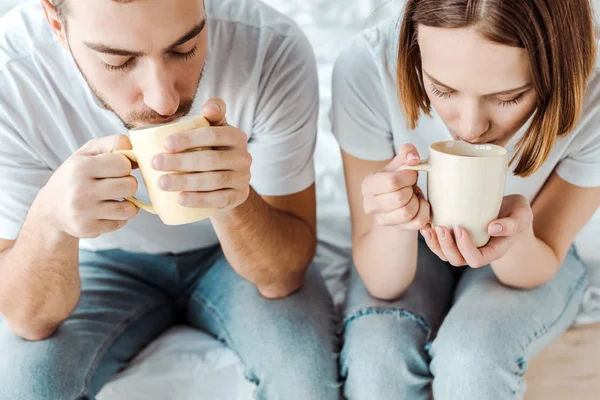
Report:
430,85,452,99
497,93,524,107
430,84,526,107
102,46,199,72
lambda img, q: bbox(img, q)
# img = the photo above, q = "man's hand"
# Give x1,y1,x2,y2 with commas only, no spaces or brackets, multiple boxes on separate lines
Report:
152,98,252,211
34,135,139,239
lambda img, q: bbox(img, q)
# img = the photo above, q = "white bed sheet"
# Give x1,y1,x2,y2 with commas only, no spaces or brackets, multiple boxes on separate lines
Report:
0,1,599,399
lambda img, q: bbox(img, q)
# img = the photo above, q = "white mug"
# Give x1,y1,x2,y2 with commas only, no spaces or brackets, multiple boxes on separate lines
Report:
399,140,509,247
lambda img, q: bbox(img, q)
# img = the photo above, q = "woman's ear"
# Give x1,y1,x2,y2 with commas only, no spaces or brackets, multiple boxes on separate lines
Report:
40,0,69,51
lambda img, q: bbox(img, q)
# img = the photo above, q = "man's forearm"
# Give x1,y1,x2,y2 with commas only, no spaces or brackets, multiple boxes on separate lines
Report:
491,227,559,289
210,187,317,298
0,203,81,340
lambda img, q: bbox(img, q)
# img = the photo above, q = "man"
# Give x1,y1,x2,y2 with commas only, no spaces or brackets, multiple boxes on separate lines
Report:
0,0,340,398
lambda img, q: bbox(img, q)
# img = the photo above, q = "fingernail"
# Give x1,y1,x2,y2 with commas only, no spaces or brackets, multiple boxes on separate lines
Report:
407,152,419,161
179,193,189,206
159,175,169,190
435,226,445,239
164,137,176,152
204,102,221,113
421,229,431,240
454,226,463,240
152,156,163,170
489,224,503,235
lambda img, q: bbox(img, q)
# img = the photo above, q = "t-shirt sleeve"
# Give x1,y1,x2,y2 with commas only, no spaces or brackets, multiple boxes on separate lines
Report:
0,107,53,240
555,115,600,188
330,36,395,161
247,31,318,197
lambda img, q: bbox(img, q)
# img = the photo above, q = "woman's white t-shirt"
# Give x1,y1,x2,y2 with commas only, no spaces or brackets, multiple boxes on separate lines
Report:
331,21,600,202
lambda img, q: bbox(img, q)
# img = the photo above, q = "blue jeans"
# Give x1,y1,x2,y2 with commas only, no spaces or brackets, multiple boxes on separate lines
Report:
341,238,589,400
0,246,341,400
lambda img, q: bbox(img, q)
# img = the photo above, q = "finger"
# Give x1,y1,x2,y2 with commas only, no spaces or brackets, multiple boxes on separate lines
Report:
89,153,134,178
163,126,244,153
158,171,245,192
435,226,466,267
387,143,421,170
179,189,239,209
362,171,418,196
202,98,228,126
454,227,487,268
370,186,414,213
94,176,138,200
403,195,431,231
488,211,533,238
77,134,132,156
374,192,420,226
420,225,447,262
152,149,250,172
477,236,514,261
98,200,139,221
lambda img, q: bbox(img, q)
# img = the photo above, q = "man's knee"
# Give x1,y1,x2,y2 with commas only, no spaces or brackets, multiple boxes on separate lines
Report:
0,327,87,400
246,326,341,400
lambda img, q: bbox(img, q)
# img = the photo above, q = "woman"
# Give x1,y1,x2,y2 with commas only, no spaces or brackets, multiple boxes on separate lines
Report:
332,0,600,399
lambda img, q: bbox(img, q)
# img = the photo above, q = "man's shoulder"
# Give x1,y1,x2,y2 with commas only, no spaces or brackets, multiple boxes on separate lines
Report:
0,1,57,72
206,0,305,41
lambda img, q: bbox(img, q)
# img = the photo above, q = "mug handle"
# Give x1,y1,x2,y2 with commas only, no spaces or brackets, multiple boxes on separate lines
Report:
397,160,432,173
113,149,158,215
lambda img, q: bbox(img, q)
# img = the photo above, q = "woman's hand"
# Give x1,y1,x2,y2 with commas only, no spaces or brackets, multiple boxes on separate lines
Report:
420,194,534,268
361,144,431,230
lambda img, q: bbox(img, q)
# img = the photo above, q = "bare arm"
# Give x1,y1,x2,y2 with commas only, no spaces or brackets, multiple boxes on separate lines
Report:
210,185,317,299
0,214,80,341
0,135,138,341
492,172,600,288
341,147,430,300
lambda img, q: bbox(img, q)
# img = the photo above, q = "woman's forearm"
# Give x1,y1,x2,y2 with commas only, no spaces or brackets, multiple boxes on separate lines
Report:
353,224,419,300
491,227,559,289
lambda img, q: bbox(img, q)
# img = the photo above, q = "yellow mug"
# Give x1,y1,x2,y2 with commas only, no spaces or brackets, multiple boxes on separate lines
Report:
114,115,217,226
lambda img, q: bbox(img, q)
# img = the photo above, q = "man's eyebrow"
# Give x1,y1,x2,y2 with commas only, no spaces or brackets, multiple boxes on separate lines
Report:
423,70,533,96
83,18,207,57
166,18,207,52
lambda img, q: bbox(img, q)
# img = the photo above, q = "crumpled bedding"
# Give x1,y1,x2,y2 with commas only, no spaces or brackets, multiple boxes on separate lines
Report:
0,1,599,399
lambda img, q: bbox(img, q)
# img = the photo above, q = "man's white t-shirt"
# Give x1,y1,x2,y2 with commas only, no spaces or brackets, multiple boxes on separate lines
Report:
331,22,600,203
0,0,318,254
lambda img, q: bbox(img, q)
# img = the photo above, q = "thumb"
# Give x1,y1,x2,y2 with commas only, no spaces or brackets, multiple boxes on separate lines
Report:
202,97,228,126
78,134,132,156
386,143,421,171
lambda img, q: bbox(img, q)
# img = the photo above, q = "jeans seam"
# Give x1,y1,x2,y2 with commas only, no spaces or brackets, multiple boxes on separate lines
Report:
75,301,168,399
512,267,588,396
341,306,431,336
189,292,245,365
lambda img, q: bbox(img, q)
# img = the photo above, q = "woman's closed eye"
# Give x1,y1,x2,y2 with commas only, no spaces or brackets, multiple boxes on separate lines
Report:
429,84,527,107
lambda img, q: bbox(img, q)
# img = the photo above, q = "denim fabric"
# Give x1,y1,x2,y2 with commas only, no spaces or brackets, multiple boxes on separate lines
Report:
0,246,341,400
341,238,588,400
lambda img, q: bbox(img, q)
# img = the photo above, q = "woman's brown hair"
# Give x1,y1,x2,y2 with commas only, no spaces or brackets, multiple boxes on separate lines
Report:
397,0,597,177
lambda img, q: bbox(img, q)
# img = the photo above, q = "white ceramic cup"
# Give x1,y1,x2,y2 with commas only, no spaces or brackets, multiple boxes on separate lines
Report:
399,140,509,247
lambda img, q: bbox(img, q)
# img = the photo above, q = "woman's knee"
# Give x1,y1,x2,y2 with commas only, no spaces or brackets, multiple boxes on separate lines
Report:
429,320,527,399
341,307,433,400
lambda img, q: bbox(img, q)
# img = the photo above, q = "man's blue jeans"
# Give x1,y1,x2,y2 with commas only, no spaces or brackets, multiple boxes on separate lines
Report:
0,246,341,400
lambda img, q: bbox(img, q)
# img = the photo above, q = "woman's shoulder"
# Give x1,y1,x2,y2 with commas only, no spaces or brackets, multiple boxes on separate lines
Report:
334,19,400,82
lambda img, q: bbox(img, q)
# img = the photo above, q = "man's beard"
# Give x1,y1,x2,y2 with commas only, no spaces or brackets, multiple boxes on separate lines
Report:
71,50,203,130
